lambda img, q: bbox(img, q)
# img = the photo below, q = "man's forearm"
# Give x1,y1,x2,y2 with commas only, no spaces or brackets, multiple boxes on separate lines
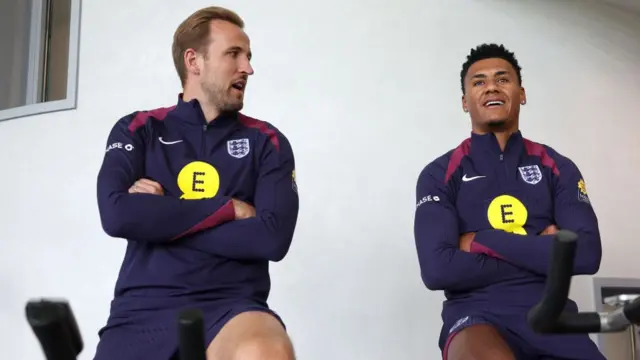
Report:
98,192,235,242
179,211,296,262
471,230,600,275
420,246,535,292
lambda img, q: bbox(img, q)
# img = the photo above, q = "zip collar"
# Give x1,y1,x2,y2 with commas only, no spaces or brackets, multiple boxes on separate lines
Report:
469,130,524,158
171,93,238,128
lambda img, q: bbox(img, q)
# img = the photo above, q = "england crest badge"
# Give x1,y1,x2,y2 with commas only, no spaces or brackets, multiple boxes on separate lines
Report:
518,165,542,185
227,138,250,159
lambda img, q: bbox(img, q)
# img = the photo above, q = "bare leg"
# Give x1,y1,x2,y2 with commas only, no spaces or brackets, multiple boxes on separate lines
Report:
206,311,294,360
446,324,516,360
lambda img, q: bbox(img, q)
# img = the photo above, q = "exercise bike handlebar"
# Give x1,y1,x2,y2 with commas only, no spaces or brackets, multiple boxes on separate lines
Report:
178,308,207,360
26,299,208,359
527,230,640,333
25,299,83,360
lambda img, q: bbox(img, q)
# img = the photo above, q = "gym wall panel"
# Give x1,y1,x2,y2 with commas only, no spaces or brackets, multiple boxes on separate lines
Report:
0,0,638,359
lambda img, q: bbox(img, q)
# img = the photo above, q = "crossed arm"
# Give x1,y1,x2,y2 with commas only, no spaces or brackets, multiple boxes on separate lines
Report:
97,116,299,262
413,164,533,292
465,160,602,276
414,157,602,294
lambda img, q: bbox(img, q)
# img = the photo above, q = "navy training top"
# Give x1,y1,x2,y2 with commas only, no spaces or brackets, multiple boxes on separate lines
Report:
414,131,601,312
96,94,299,321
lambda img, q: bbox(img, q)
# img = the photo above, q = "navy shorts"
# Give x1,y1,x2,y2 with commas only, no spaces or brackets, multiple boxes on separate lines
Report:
93,299,284,360
441,312,605,360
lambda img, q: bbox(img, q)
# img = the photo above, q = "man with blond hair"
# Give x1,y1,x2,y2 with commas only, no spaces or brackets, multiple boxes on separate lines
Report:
94,6,299,360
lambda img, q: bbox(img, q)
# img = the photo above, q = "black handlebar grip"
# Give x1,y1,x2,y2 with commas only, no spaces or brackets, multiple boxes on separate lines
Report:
623,297,640,325
178,308,207,360
550,312,603,334
25,299,83,360
527,230,578,332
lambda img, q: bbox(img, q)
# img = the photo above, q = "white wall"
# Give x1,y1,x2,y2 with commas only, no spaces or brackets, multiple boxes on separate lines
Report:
1,0,639,359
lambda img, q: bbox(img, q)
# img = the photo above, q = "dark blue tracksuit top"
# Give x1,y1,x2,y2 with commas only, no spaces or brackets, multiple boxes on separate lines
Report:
96,95,299,321
414,131,601,313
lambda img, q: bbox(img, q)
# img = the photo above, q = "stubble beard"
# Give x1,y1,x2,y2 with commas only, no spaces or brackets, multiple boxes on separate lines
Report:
486,119,508,130
202,80,243,114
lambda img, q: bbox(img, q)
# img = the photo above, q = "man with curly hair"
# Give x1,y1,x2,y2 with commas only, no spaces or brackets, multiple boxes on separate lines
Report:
413,43,604,360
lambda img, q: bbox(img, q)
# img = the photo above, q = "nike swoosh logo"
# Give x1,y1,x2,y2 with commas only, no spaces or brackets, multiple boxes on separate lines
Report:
462,174,486,182
159,137,183,145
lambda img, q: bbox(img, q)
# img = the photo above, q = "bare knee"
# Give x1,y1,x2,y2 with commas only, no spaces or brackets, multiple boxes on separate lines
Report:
446,324,515,360
232,335,294,360
207,311,295,360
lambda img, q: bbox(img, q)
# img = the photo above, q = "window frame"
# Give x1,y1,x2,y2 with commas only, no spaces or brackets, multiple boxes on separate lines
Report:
0,0,81,122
